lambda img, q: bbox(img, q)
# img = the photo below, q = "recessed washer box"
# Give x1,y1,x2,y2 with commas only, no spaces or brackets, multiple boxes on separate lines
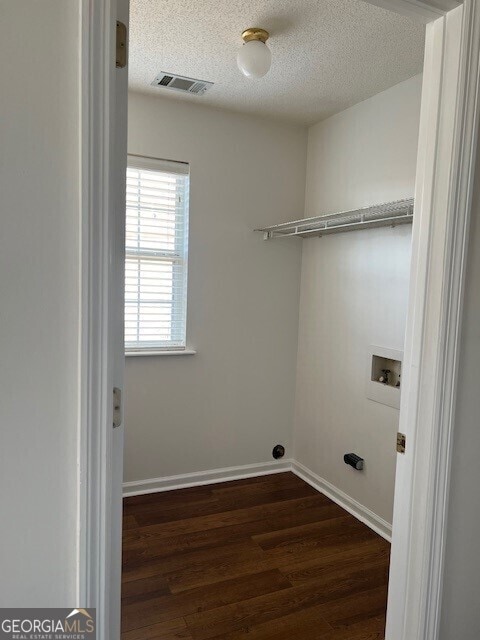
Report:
366,345,403,410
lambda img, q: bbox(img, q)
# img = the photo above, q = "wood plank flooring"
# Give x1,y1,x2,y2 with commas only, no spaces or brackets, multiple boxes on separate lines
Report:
122,472,390,640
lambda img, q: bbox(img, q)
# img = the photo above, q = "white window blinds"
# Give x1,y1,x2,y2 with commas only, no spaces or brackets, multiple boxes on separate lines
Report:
125,156,189,352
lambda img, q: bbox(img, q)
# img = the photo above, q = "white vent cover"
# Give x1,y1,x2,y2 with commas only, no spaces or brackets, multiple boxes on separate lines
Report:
151,72,214,95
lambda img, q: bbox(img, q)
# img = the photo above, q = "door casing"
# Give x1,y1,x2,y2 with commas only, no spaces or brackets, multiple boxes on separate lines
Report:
78,0,128,638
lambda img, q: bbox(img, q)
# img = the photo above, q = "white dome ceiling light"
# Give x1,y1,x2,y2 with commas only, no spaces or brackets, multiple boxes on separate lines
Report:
237,28,271,79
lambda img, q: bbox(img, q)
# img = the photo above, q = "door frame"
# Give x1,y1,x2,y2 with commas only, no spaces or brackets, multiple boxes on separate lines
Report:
78,0,127,638
386,0,480,640
78,1,480,639
365,0,462,23
386,2,480,638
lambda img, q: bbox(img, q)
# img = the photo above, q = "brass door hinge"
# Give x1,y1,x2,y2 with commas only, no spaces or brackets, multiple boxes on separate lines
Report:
116,21,127,68
397,432,406,454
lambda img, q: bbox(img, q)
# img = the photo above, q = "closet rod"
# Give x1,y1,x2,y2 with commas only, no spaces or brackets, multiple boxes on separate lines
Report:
256,197,414,240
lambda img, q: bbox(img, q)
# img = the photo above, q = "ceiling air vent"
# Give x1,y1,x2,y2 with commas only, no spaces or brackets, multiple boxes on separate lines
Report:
151,72,213,96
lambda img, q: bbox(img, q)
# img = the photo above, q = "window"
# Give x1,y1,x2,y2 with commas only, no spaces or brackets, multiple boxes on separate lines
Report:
125,156,189,353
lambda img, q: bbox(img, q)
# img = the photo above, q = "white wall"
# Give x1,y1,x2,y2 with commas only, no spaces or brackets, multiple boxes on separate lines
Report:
294,75,422,524
124,94,306,482
440,143,480,640
0,1,80,604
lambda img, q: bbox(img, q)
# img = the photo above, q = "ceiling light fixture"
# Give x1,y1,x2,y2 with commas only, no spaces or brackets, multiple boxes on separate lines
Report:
237,28,271,79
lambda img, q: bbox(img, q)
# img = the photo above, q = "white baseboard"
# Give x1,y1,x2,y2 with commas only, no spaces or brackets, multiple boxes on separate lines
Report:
122,459,293,497
291,460,392,542
123,458,392,542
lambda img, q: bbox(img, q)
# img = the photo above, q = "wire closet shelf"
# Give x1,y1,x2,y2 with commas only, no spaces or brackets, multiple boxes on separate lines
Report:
256,197,414,240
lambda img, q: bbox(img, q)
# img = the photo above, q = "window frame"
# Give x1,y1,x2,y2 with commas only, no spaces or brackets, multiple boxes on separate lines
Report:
124,154,191,355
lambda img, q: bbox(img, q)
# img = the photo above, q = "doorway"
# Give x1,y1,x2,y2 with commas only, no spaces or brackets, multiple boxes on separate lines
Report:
121,3,425,636
79,1,480,640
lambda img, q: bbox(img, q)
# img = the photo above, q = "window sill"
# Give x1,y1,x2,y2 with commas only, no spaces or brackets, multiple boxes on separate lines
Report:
125,349,197,357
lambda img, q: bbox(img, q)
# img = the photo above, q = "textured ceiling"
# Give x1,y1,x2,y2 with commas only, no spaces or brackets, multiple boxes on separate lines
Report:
129,0,425,126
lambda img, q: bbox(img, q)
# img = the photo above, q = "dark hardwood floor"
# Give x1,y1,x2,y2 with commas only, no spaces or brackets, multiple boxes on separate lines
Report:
122,472,390,640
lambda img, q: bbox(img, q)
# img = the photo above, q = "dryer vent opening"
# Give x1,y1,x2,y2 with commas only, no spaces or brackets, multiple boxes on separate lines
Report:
272,445,285,459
